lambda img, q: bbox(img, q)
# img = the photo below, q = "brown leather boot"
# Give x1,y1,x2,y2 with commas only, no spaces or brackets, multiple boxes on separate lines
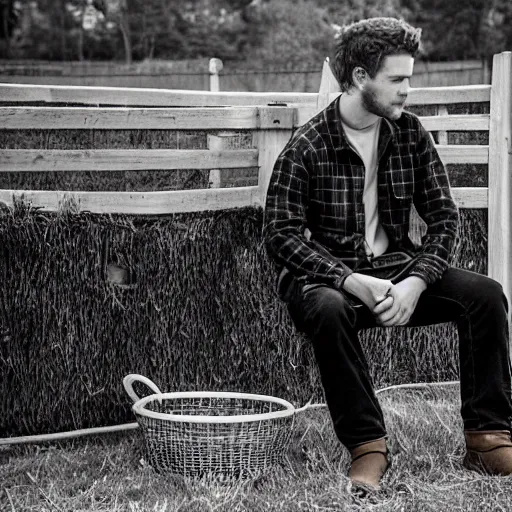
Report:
348,438,390,493
463,430,512,475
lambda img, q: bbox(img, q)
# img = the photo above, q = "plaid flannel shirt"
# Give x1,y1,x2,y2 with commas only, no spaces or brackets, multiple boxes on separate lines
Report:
263,96,459,294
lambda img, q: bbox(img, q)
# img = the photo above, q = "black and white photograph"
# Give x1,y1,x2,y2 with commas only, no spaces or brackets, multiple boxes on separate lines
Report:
1,0,511,510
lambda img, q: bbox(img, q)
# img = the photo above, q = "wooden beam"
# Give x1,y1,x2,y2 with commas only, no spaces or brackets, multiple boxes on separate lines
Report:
451,187,487,208
436,145,489,164
0,106,296,131
488,51,512,322
419,114,489,132
296,106,317,126
325,86,491,108
0,186,260,214
317,58,339,114
0,83,491,109
0,83,317,107
0,105,489,134
207,132,234,188
0,186,486,212
0,149,259,172
254,129,293,207
407,85,491,105
435,105,449,145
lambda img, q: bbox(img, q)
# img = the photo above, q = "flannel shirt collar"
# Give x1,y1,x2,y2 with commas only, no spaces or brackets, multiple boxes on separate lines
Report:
327,95,399,157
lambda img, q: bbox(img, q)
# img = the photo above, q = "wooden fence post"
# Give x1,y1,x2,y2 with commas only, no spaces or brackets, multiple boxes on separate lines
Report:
253,107,296,208
317,58,340,114
207,132,236,188
209,58,223,92
436,105,448,145
488,51,512,330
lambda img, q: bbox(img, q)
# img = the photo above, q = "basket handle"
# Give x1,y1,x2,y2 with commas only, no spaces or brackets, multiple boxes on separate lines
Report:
123,374,163,403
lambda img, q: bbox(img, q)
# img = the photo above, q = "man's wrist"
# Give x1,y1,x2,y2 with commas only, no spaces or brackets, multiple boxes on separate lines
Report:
342,272,365,295
403,275,427,293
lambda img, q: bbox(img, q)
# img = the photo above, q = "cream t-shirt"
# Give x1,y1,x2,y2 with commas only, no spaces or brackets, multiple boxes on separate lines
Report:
341,118,389,258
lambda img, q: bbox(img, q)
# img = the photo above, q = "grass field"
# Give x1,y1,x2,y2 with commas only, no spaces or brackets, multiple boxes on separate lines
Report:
2,384,511,512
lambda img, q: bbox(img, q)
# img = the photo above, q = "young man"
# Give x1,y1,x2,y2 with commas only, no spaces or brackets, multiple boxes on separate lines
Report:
263,17,512,493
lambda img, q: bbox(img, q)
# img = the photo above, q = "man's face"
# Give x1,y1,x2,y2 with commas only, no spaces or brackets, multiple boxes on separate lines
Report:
361,54,414,121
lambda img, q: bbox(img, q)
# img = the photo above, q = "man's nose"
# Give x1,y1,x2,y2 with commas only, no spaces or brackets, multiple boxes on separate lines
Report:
399,78,410,96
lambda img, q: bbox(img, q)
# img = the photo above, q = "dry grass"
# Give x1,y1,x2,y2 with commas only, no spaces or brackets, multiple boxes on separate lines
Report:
2,384,511,511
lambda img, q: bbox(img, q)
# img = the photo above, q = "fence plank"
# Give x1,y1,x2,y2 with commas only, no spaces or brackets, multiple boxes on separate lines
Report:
436,145,488,164
254,129,293,206
0,186,259,214
1,83,491,109
419,114,489,132
0,185,487,213
207,132,237,188
0,149,259,172
0,106,295,130
407,85,491,105
297,109,491,131
451,187,487,208
0,106,489,132
488,51,512,323
323,86,491,108
317,58,338,114
0,83,317,107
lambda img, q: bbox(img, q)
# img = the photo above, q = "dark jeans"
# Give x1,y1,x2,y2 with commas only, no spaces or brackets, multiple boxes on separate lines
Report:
285,267,512,449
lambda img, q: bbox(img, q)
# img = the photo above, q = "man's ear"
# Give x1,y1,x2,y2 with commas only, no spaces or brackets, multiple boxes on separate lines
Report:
352,67,368,89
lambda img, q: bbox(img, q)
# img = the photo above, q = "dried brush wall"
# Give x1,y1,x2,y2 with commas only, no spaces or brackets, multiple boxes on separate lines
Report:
0,203,486,436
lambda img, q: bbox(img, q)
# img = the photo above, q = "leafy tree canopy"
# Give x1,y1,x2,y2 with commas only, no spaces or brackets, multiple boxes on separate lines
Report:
1,0,510,62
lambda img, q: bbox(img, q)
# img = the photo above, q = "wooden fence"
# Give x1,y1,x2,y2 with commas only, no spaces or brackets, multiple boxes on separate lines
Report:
0,58,213,90
0,52,511,327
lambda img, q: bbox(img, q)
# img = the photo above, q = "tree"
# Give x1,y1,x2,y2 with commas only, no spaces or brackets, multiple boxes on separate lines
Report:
238,0,335,69
404,0,512,61
91,0,132,63
3,0,510,64
0,0,19,57
0,0,17,38
318,0,410,25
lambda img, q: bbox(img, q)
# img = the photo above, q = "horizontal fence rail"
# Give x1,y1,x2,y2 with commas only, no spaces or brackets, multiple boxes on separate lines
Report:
0,187,485,215
0,106,296,130
435,145,489,164
419,114,490,131
0,83,491,107
0,83,318,107
0,187,261,214
0,107,489,132
0,147,489,172
0,149,260,172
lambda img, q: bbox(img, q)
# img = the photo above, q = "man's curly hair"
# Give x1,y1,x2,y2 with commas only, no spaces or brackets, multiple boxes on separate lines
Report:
331,17,422,93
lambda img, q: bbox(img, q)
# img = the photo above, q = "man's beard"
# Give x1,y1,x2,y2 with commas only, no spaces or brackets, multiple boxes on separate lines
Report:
362,87,403,121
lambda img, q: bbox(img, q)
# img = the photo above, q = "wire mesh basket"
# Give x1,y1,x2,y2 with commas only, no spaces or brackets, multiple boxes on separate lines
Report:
123,374,297,479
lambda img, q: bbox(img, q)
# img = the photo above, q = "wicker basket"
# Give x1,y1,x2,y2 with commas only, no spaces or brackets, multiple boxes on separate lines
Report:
123,374,297,479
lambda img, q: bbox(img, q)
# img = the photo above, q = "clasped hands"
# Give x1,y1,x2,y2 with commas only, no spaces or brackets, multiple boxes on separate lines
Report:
343,273,427,327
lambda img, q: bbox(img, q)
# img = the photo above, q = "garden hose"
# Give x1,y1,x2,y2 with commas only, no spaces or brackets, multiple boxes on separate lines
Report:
0,380,460,447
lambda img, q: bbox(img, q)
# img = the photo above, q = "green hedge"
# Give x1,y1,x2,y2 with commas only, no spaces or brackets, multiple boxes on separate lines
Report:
0,202,486,436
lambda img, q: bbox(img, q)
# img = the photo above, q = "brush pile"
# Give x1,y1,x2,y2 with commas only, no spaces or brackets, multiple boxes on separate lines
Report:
0,199,486,436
